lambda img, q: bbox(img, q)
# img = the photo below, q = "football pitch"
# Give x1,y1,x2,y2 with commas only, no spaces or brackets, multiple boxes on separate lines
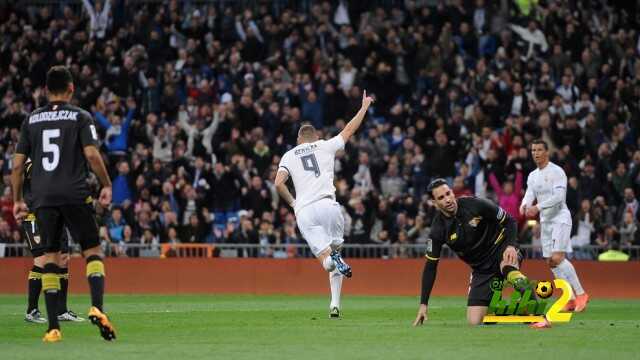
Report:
0,295,638,359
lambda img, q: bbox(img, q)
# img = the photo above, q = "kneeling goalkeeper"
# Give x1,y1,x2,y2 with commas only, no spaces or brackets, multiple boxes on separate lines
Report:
413,179,532,326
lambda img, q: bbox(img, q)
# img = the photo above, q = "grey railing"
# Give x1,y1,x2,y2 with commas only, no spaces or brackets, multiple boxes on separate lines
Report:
1,243,638,260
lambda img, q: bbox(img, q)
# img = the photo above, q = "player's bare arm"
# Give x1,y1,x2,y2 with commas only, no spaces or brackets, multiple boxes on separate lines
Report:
414,257,439,326
274,169,295,208
11,153,28,221
83,145,112,207
339,90,374,143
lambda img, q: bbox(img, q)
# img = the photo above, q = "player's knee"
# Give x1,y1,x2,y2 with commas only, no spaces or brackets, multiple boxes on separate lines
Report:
44,251,59,260
58,253,70,268
83,245,103,258
321,256,336,272
33,255,46,268
86,255,105,278
467,316,483,326
546,257,557,267
548,253,565,267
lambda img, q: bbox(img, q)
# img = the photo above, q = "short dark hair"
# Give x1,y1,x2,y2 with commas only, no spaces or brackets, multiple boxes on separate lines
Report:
297,124,316,139
46,65,73,94
427,178,448,198
530,139,548,150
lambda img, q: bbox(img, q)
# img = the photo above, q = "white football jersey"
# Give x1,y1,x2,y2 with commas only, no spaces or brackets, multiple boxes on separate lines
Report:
521,161,572,224
278,135,345,212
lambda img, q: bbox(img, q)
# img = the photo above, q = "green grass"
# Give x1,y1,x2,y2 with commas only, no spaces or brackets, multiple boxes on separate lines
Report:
0,295,639,359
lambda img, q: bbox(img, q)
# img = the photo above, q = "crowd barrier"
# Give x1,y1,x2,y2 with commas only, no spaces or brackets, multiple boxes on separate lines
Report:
2,243,638,260
0,258,638,299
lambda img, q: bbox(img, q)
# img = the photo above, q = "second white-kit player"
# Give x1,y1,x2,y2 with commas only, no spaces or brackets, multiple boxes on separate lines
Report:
520,140,589,314
275,90,374,318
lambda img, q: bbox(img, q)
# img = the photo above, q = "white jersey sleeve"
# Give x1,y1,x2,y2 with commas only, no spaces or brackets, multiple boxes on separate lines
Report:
521,172,536,208
280,138,342,212
278,152,293,176
323,135,345,154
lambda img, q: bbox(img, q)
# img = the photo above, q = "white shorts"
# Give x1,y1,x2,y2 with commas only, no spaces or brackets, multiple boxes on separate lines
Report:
540,222,572,258
296,198,345,257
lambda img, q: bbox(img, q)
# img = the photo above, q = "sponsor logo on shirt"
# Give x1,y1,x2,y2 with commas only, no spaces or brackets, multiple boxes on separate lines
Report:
469,216,482,227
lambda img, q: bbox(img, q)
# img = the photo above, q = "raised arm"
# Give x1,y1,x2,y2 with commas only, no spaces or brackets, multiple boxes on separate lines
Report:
100,0,112,18
178,108,196,134
339,90,374,143
202,111,221,154
235,19,247,42
122,106,135,130
202,110,221,137
94,111,111,129
514,170,523,196
81,0,97,20
488,172,504,196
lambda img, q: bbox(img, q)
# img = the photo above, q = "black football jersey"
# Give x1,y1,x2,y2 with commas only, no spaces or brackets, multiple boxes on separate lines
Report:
426,197,514,270
16,101,99,209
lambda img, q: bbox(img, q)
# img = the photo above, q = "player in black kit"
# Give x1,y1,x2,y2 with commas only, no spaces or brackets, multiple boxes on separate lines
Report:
12,66,116,342
22,160,84,324
413,179,533,326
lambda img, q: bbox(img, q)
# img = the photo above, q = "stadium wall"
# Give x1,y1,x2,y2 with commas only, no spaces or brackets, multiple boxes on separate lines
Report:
0,258,638,298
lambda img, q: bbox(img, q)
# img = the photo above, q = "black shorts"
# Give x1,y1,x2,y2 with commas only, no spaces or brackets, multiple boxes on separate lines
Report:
35,204,100,253
467,247,524,307
22,215,71,258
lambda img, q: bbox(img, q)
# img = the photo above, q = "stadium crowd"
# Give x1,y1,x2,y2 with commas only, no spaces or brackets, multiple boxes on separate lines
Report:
0,0,639,259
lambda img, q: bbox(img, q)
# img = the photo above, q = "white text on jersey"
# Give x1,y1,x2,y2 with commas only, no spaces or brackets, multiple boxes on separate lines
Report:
29,110,79,124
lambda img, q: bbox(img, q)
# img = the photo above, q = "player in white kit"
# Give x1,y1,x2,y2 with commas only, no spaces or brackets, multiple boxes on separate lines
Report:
275,90,374,318
520,140,589,315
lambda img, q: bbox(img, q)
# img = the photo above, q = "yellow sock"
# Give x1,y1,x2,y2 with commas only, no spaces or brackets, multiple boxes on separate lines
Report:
507,270,526,284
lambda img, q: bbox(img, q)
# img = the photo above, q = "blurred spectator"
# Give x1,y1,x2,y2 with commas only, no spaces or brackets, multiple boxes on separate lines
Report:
619,212,638,247
107,207,126,245
488,168,523,223
81,0,112,40
180,214,207,244
347,198,373,245
571,200,596,260
257,220,276,258
380,163,405,197
112,161,133,206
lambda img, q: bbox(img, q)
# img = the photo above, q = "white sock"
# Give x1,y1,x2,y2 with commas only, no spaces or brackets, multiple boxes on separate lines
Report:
550,264,575,299
329,269,343,309
556,259,585,296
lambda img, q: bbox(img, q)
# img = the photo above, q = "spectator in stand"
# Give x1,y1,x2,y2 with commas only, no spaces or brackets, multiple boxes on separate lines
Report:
488,166,523,224
619,212,638,247
571,200,596,260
